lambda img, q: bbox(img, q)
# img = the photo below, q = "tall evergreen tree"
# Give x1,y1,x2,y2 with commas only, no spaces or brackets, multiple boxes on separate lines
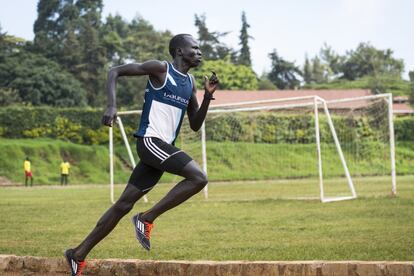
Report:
33,0,62,57
303,55,312,84
238,11,252,66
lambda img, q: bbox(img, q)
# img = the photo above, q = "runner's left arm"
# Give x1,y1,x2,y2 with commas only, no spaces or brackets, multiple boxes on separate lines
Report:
187,72,219,131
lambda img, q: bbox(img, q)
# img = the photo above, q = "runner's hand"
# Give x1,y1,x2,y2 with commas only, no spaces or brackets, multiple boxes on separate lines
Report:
204,71,219,95
102,106,117,126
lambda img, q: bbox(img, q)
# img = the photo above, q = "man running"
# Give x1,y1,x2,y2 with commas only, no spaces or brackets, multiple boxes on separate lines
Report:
65,33,218,276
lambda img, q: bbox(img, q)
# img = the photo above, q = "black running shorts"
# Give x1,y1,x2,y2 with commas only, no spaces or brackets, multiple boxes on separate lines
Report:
128,137,193,193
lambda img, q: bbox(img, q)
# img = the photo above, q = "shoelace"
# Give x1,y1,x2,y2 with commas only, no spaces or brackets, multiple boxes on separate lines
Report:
77,260,86,276
144,221,153,239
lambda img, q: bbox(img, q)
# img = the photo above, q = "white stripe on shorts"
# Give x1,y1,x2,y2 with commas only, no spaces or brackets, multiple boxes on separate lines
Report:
143,138,167,160
160,150,182,164
147,137,170,158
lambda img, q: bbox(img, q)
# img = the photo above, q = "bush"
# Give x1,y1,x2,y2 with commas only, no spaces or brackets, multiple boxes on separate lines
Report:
1,106,413,144
0,106,139,144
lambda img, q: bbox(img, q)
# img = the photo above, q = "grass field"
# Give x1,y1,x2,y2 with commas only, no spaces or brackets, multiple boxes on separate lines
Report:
2,138,413,186
1,175,413,261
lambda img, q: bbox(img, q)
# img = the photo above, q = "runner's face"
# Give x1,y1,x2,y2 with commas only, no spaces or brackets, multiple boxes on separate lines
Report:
181,36,202,67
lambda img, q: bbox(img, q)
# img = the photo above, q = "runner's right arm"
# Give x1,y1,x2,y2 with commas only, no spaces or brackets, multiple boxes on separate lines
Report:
101,61,167,126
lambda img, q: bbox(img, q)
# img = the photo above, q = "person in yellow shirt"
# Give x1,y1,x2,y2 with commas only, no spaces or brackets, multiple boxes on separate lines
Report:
24,157,33,187
60,159,71,185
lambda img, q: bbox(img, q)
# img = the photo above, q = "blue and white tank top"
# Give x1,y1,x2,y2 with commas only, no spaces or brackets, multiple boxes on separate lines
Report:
135,62,193,144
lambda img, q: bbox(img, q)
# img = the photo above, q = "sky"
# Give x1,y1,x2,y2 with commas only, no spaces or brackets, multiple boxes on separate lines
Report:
1,0,413,79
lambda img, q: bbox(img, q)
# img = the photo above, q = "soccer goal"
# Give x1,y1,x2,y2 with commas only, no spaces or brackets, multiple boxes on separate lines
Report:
108,94,396,203
195,93,396,202
194,95,357,202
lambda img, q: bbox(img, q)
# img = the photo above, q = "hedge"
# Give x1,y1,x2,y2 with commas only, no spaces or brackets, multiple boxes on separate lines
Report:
0,107,139,144
0,106,413,144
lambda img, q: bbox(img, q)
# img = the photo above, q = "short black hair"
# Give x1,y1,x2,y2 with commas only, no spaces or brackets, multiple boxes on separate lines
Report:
169,34,192,58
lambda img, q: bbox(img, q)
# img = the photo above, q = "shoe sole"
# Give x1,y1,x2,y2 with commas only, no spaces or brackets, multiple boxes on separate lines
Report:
131,215,150,251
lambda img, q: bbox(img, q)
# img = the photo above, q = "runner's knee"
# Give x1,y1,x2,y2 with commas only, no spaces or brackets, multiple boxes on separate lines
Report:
191,169,208,189
113,200,134,215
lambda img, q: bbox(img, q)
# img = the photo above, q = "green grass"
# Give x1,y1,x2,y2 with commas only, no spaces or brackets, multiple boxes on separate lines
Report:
0,138,131,184
1,138,414,186
0,175,413,261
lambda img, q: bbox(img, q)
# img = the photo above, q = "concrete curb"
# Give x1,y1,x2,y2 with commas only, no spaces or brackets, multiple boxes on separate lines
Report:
0,255,413,275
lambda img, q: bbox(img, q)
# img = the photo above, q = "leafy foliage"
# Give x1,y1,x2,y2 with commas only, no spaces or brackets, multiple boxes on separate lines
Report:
268,50,302,89
0,88,22,105
303,75,411,96
409,71,414,106
194,14,235,61
0,51,87,106
340,42,404,81
192,59,258,90
2,106,412,145
257,74,277,90
300,43,410,95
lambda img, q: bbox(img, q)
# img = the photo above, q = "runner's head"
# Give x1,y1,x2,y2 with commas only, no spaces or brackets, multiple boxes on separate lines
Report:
169,34,202,67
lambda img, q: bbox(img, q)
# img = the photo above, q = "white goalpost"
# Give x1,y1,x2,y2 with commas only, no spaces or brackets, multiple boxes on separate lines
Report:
109,111,148,204
108,94,396,204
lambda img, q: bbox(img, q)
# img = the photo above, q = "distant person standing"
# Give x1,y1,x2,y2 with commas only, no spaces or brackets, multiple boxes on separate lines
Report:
60,160,70,185
24,157,33,186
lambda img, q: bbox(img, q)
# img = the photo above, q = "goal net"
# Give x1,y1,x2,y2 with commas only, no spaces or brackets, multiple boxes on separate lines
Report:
196,96,357,202
324,94,396,197
108,94,396,203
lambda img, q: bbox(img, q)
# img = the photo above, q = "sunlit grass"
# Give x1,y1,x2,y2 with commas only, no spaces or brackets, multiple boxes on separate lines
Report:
0,175,413,261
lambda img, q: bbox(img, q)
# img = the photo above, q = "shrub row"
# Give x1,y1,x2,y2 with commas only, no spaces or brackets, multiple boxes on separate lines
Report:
0,107,138,144
0,106,413,144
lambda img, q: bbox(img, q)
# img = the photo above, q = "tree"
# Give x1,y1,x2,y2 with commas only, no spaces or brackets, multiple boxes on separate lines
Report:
0,27,26,57
237,11,252,67
409,71,414,105
100,14,129,64
194,14,234,61
303,55,312,84
268,50,302,89
33,0,105,106
409,71,414,82
192,58,258,90
111,16,172,108
311,56,326,83
0,51,87,107
0,24,6,53
32,0,61,57
341,42,404,80
0,88,22,106
319,43,343,77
